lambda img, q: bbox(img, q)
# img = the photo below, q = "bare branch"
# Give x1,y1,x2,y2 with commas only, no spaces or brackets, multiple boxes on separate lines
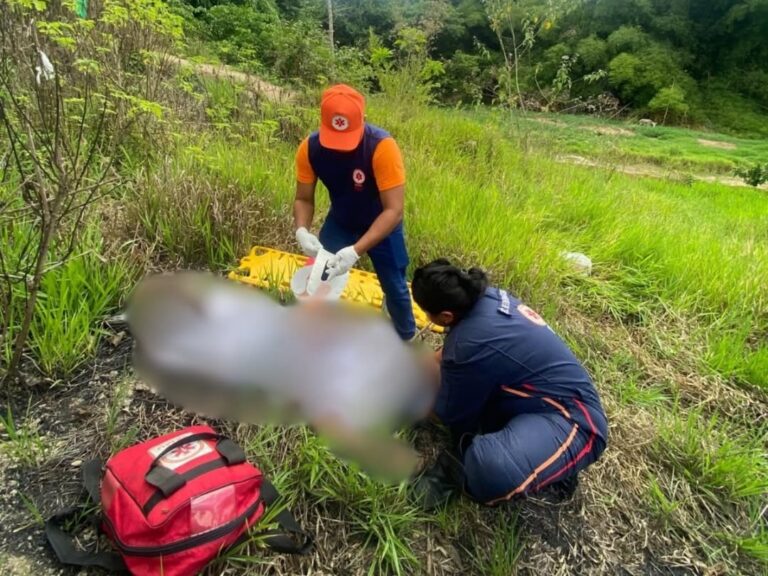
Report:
72,80,90,170
0,72,59,180
74,88,110,190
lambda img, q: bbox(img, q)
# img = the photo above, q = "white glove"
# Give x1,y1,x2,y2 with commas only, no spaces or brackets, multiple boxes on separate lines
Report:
295,227,323,257
326,246,359,279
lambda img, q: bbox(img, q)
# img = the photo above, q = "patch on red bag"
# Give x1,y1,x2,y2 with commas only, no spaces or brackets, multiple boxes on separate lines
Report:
149,433,214,470
190,485,237,535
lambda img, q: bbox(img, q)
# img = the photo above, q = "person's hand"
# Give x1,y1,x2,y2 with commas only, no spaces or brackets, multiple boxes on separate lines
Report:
326,246,359,278
295,227,323,257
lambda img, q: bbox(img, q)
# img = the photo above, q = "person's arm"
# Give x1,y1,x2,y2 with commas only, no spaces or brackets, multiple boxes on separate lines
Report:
354,137,406,255
293,138,318,229
293,138,323,256
353,184,403,255
432,345,497,435
294,181,317,230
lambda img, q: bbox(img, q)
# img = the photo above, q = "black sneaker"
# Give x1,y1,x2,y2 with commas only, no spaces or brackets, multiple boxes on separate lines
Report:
538,472,579,502
409,451,465,511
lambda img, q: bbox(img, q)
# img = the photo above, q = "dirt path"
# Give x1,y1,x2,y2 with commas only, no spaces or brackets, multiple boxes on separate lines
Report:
167,56,297,103
556,154,768,190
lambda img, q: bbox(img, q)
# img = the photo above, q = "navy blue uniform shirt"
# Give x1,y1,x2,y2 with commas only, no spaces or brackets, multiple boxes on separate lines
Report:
436,288,608,439
308,124,391,233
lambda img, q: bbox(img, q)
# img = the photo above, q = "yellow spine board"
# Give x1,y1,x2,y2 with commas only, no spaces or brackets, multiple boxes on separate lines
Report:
228,246,443,333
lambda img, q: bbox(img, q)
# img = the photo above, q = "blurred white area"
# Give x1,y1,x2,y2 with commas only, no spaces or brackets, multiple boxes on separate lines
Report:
127,272,433,480
36,50,55,84
291,251,349,301
562,251,593,276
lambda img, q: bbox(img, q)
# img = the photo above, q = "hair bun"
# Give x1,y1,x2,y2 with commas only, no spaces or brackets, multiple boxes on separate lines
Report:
465,267,488,295
411,259,489,320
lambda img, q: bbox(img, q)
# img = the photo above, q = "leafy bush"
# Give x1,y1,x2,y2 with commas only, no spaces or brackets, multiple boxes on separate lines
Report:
648,85,689,122
732,69,768,108
608,52,643,101
272,21,370,89
699,81,768,138
607,26,650,54
0,0,181,379
369,28,445,109
440,50,495,105
735,164,768,188
203,3,279,68
576,34,609,70
608,43,697,112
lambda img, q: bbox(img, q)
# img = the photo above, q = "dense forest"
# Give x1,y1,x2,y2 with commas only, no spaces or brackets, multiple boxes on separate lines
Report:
174,0,768,135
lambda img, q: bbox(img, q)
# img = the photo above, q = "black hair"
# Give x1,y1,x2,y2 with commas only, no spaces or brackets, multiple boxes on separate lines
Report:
412,259,489,320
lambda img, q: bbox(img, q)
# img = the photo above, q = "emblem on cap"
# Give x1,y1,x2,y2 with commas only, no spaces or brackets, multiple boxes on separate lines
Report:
332,115,349,131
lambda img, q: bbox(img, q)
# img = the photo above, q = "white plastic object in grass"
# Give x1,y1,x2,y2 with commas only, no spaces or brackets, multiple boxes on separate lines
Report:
562,251,593,277
35,50,55,84
291,248,349,300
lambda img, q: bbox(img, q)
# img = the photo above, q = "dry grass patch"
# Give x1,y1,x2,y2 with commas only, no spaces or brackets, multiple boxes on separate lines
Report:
698,139,737,150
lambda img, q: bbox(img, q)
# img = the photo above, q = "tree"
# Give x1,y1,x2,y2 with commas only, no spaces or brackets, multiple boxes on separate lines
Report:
607,25,650,55
608,52,643,101
326,0,334,54
576,34,608,70
648,85,689,123
482,0,576,108
1,0,180,381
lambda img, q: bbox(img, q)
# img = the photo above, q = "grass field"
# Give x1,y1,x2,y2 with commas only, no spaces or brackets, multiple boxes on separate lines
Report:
473,107,768,176
1,69,767,575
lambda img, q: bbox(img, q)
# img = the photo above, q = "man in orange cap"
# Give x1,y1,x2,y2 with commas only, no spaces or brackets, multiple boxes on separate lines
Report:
293,84,416,340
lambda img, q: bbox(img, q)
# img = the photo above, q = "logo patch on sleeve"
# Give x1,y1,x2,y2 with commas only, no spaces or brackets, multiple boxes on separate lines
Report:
517,304,547,327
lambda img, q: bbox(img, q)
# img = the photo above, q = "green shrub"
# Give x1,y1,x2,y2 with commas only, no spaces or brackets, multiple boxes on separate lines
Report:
648,85,689,122
607,26,650,55
439,50,493,105
735,164,768,188
576,34,609,71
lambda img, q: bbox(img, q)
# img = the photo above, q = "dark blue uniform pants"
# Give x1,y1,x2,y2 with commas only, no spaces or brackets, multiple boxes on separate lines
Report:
461,412,605,504
320,216,417,341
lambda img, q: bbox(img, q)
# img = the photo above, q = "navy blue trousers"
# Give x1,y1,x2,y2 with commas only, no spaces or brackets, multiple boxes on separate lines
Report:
461,412,605,504
319,216,416,340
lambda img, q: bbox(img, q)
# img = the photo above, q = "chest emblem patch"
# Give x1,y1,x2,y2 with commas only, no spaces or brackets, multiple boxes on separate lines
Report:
517,304,547,327
352,168,366,190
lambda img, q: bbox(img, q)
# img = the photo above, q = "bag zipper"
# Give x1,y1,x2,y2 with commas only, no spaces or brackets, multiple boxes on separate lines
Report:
103,499,262,557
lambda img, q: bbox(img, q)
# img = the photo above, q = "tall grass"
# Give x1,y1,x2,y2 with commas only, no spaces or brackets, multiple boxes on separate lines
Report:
30,249,136,375
656,408,768,503
1,214,136,375
113,87,767,570
141,95,767,389
119,92,768,394
290,429,423,576
0,400,47,466
126,133,298,271
378,101,768,390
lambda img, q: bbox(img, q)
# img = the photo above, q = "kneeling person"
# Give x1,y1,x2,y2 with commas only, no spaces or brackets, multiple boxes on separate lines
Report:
412,259,608,504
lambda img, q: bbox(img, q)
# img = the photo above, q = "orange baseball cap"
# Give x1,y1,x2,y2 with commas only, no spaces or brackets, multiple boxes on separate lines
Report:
319,84,365,151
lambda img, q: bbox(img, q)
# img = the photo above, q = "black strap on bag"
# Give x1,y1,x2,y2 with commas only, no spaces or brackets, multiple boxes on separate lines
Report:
144,434,247,498
257,478,314,555
46,457,312,570
45,460,128,572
